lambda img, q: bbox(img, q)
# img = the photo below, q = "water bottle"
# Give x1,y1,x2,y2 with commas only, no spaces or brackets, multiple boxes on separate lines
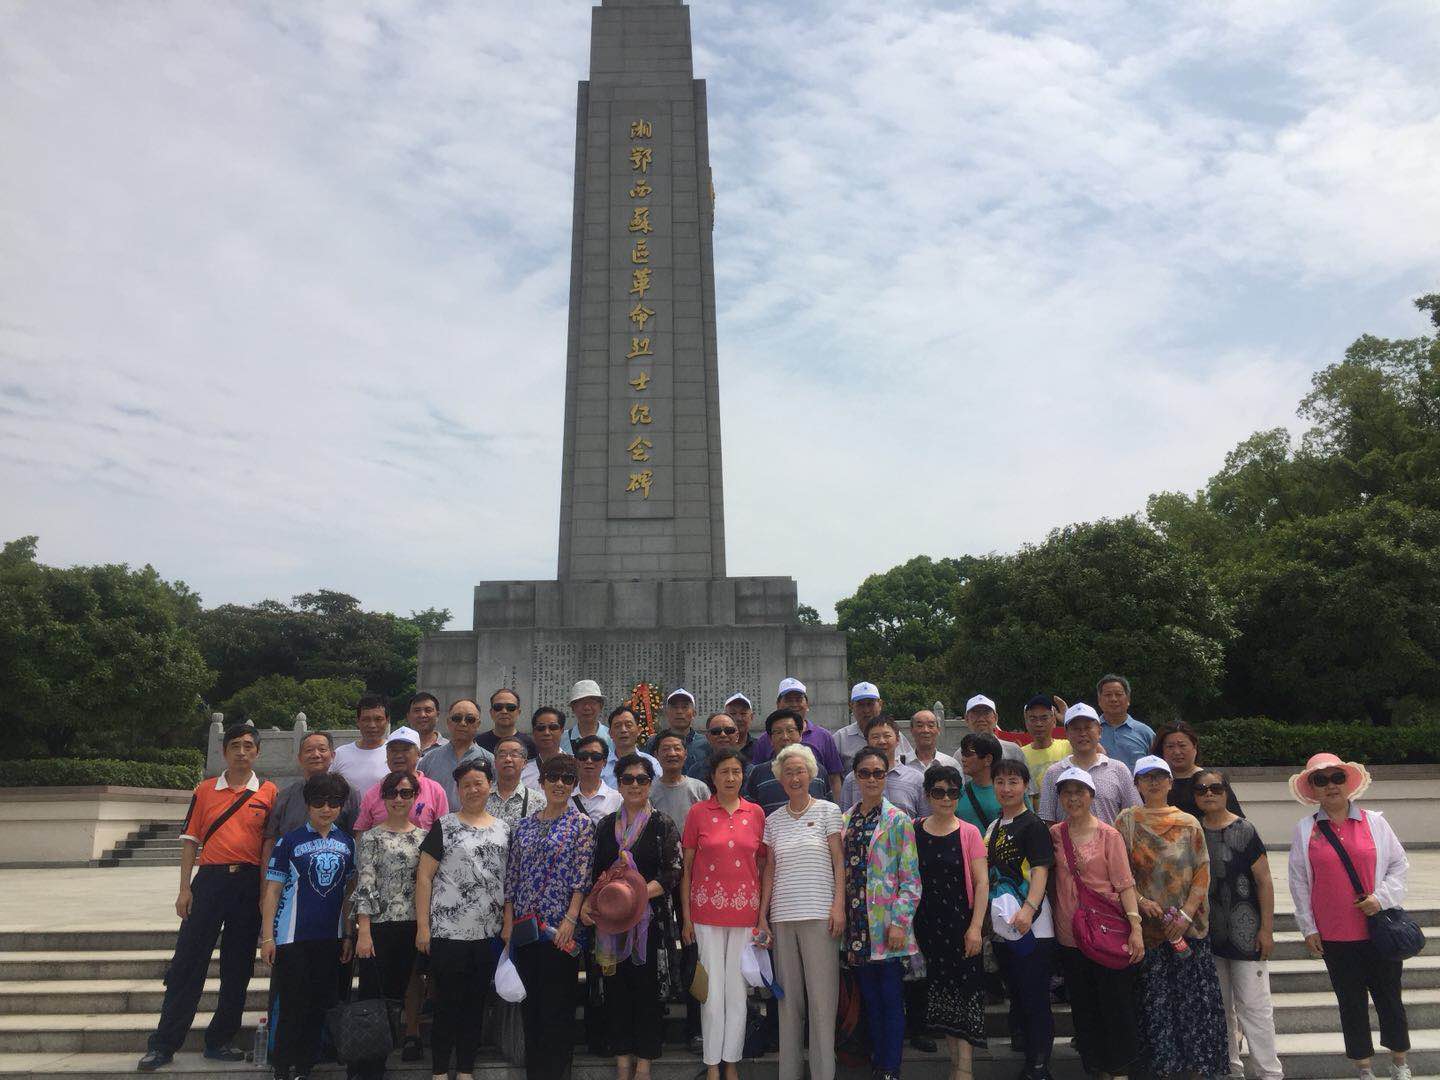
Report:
251,1016,268,1066
1163,907,1192,957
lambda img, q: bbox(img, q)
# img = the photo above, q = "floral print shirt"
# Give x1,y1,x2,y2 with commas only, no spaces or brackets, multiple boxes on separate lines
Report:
352,825,423,923
681,797,767,927
506,807,596,941
842,797,921,963
1114,804,1211,948
419,813,509,941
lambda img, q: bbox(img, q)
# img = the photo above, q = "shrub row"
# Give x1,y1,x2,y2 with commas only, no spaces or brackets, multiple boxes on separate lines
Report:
100,746,206,770
0,758,200,790
1194,717,1440,768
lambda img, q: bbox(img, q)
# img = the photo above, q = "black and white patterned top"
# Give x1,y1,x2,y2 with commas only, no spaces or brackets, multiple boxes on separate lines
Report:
419,813,509,941
352,825,423,924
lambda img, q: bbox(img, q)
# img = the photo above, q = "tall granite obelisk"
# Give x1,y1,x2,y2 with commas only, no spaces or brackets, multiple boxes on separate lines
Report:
418,0,849,726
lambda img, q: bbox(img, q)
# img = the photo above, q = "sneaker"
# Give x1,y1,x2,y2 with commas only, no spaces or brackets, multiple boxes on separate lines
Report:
136,1050,172,1072
1390,1066,1412,1080
400,1036,424,1062
203,1046,246,1063
687,1034,703,1055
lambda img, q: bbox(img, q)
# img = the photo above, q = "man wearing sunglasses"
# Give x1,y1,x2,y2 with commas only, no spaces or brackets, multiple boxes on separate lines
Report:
476,687,536,758
418,700,496,809
571,733,623,822
521,706,571,789
353,727,451,833
684,711,753,781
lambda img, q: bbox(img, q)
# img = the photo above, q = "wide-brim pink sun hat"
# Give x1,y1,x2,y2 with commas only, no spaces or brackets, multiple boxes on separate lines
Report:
1288,752,1372,805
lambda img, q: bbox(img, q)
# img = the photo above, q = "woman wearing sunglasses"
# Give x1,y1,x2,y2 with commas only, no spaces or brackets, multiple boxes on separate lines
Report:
1288,753,1411,1080
505,753,596,1080
415,760,508,1080
352,770,426,1077
841,746,920,1080
1194,768,1281,1080
914,764,987,1080
580,753,682,1080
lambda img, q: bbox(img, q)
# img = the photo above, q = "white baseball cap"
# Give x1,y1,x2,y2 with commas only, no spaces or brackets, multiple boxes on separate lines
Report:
724,692,752,708
666,688,696,704
850,681,881,702
386,726,421,748
568,679,603,703
1133,754,1172,778
777,677,807,698
1054,766,1095,793
1063,702,1101,726
965,694,996,714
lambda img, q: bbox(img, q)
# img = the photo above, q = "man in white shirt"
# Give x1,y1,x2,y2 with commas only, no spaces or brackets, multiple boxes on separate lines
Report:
571,733,623,822
903,710,959,778
562,679,610,754
520,707,568,788
835,682,916,767
330,693,392,795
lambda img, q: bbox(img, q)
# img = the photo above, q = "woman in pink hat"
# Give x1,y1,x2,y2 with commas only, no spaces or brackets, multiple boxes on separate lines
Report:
1286,752,1411,1080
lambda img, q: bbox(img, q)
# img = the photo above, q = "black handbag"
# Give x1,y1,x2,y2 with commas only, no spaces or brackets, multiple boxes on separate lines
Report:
1316,819,1425,961
325,995,399,1065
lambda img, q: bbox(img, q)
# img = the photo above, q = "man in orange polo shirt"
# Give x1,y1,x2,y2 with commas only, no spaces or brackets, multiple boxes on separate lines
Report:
139,724,278,1071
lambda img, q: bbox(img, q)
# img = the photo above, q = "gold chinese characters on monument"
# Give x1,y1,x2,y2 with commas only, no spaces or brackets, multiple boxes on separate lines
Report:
625,118,657,500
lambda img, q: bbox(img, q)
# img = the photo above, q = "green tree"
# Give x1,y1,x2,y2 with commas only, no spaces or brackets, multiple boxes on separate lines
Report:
947,519,1233,724
0,537,214,758
796,603,821,625
835,556,973,718
220,674,368,729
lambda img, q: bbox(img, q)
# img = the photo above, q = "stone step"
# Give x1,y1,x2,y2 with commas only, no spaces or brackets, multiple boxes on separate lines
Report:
0,981,272,1016
1268,952,1440,993
1266,925,1440,960
0,954,271,983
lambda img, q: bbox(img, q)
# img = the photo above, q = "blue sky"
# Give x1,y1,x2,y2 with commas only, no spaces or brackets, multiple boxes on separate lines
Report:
2,0,1438,623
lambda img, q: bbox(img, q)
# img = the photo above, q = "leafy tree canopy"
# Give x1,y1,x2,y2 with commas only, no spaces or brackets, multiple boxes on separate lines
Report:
220,674,368,730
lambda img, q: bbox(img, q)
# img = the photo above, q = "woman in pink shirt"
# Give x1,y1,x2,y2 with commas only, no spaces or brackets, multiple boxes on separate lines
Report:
1047,766,1144,1080
681,747,766,1080
1288,753,1411,1080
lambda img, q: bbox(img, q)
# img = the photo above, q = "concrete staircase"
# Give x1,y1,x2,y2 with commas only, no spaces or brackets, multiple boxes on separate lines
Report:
0,919,1435,1079
97,825,185,869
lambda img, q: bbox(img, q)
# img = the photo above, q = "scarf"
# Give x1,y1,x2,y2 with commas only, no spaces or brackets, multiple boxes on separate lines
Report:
595,805,653,974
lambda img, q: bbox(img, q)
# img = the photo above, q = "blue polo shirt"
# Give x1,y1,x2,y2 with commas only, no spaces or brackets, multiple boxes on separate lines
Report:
266,823,355,946
1098,715,1156,772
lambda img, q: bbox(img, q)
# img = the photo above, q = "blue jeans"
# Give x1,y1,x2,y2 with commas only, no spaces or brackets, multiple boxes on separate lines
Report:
855,958,905,1073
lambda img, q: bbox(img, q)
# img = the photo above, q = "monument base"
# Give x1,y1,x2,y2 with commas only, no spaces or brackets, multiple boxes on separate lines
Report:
418,577,849,730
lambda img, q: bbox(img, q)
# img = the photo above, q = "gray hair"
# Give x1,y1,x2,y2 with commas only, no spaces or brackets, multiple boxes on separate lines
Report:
1096,673,1131,697
771,743,818,782
298,730,335,752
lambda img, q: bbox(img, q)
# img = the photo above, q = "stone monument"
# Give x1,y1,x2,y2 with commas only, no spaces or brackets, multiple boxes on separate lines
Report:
418,0,849,726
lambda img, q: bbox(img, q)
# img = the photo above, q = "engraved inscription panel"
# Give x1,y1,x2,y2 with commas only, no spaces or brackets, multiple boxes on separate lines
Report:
531,638,760,715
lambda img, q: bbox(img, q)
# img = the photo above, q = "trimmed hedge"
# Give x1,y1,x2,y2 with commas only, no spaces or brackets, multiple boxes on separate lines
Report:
0,758,200,790
1195,717,1440,768
103,746,206,771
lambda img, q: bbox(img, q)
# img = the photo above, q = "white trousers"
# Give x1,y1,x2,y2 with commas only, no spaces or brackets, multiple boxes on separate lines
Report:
695,923,749,1066
773,918,840,1080
1214,956,1284,1080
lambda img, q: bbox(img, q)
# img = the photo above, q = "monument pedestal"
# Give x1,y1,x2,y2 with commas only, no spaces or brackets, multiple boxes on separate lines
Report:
420,577,849,728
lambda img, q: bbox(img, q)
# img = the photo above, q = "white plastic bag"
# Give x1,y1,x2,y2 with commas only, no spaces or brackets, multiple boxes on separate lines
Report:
494,947,526,1003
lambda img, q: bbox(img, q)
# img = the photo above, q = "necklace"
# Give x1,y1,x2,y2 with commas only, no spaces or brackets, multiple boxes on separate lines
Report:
786,796,813,819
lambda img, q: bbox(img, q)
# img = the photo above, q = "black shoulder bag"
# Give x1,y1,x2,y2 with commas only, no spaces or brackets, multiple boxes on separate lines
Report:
1315,818,1424,961
200,789,255,849
965,785,993,831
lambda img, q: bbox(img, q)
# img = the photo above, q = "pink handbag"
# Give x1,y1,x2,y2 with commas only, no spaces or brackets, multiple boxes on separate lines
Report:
1059,823,1135,970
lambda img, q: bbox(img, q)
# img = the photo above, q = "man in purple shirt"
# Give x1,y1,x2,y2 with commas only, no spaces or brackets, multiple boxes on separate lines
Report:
748,677,843,800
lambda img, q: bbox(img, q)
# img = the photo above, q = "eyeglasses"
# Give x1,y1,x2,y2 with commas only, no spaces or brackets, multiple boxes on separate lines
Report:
959,749,978,758
708,726,738,736
533,722,562,733
618,774,652,786
495,749,526,760
855,768,887,780
307,797,346,809
575,751,606,762
1193,783,1228,797
546,772,579,786
448,714,481,725
387,787,418,800
926,786,960,799
1311,770,1349,788
491,702,519,712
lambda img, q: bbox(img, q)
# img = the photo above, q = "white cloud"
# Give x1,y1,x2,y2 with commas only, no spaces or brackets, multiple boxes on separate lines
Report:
1,0,1437,623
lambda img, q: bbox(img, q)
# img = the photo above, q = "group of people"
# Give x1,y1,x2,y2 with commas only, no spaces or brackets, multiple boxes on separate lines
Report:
135,674,1416,1080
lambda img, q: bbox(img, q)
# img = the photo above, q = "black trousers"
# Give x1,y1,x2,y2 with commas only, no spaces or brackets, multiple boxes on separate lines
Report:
273,938,343,1073
351,921,418,1080
1058,944,1138,1076
905,977,928,1036
148,863,262,1054
1322,939,1411,1061
603,937,664,1060
995,938,1055,1069
430,937,499,1074
513,942,580,1080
